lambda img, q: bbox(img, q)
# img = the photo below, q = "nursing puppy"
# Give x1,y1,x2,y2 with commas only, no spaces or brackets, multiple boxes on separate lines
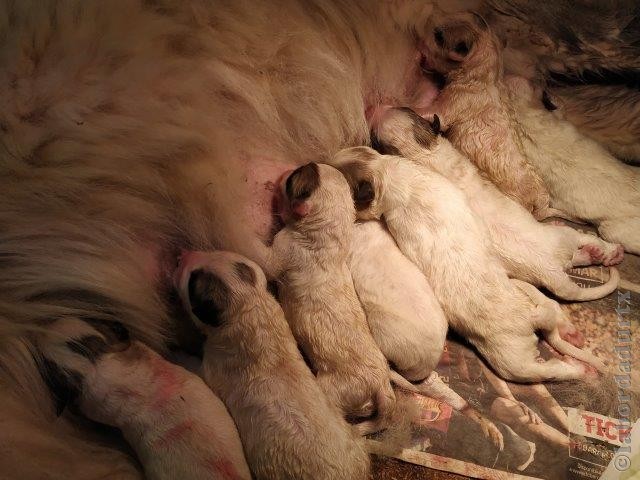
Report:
333,146,606,383
39,325,251,480
371,107,623,302
271,163,395,432
506,76,640,255
349,220,448,383
349,220,504,450
419,11,552,219
175,250,369,480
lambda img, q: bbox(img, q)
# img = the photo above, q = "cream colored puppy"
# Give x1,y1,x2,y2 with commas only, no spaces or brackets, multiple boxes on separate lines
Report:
175,250,370,480
419,11,552,219
270,163,395,434
40,324,251,480
506,76,640,255
371,107,623,302
349,220,447,383
333,147,605,383
349,220,504,450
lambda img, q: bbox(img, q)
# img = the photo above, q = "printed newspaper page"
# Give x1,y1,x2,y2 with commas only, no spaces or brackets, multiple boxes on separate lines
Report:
370,264,639,479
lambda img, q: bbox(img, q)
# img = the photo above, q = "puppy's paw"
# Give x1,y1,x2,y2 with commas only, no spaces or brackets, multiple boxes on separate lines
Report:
578,244,605,264
602,244,624,266
462,407,504,451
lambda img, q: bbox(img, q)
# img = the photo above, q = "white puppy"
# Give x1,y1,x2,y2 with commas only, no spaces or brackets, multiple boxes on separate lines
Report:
40,323,251,480
506,76,640,255
349,220,504,450
269,163,395,434
371,106,622,302
349,220,447,382
175,250,370,480
333,147,605,383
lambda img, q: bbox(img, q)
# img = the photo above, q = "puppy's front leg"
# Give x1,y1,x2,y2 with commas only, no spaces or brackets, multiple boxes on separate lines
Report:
39,319,251,480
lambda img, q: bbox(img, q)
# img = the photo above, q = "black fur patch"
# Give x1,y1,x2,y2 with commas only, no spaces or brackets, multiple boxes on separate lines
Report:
39,358,82,416
370,133,400,156
234,262,256,286
434,27,445,47
541,91,558,111
354,180,375,211
188,269,229,327
549,69,640,90
399,107,439,149
66,335,109,364
285,163,320,201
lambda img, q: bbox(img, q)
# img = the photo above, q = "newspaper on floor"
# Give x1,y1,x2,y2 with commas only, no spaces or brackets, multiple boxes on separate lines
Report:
369,265,640,480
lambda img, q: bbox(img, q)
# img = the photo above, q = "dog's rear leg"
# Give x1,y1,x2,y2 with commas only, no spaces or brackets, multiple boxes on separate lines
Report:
39,319,251,480
511,279,584,347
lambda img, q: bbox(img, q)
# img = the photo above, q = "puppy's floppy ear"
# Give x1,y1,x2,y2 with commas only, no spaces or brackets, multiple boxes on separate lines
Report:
188,269,229,327
337,159,376,211
354,180,375,211
285,163,320,218
431,114,441,135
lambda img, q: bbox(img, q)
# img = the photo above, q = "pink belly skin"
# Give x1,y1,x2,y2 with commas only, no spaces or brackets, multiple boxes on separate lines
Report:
239,154,298,241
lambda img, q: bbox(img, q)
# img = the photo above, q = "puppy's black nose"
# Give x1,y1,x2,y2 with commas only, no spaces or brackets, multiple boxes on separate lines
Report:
434,28,445,47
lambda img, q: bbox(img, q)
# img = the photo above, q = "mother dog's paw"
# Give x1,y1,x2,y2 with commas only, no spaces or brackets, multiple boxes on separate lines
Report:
37,317,130,414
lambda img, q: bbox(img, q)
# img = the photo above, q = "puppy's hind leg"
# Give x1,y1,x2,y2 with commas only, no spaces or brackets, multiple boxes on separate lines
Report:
512,279,584,346
598,218,640,256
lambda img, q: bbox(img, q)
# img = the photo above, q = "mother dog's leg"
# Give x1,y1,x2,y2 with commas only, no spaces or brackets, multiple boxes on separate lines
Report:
39,319,251,480
0,338,143,480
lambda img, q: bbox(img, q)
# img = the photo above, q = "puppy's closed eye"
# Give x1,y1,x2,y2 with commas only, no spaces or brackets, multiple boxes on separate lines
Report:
188,269,229,327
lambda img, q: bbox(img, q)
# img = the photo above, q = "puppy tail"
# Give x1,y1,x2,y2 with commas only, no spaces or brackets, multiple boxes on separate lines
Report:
547,267,619,301
544,328,607,373
354,383,396,437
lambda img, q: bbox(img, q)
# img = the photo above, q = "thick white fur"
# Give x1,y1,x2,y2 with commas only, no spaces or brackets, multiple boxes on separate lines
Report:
373,107,623,301
333,147,606,383
348,220,447,381
175,250,370,480
348,220,504,449
40,328,251,480
0,0,443,471
506,76,640,255
419,11,550,218
272,164,395,432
